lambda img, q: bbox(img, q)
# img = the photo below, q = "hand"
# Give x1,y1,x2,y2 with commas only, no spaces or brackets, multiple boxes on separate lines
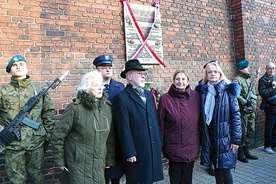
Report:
60,166,69,172
272,81,276,89
0,129,16,144
230,143,239,153
127,156,137,163
246,100,252,107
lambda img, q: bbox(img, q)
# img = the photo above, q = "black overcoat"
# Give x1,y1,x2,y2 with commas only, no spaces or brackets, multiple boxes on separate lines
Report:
105,78,125,179
113,84,164,184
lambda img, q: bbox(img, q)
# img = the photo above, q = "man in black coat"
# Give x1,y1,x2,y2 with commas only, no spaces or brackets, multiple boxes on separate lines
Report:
258,62,276,154
113,59,164,184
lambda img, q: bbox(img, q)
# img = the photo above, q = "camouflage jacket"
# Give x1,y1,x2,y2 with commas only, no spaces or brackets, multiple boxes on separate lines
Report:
234,72,257,112
0,76,55,150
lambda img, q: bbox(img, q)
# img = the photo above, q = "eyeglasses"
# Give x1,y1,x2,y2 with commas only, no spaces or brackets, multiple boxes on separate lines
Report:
90,82,103,88
203,60,220,69
94,116,110,131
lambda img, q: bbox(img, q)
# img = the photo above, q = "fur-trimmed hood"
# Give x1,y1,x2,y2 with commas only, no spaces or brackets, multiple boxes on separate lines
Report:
195,80,241,98
73,90,111,110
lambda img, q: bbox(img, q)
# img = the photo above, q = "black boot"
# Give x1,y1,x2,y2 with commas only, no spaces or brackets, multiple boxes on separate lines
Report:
238,147,248,163
244,146,258,160
111,179,120,184
208,161,215,176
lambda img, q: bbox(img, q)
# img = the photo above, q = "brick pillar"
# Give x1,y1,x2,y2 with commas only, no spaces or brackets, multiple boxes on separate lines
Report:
231,0,245,62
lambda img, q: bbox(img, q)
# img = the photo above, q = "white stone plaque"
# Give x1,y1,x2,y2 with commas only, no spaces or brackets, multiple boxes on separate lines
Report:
123,2,164,65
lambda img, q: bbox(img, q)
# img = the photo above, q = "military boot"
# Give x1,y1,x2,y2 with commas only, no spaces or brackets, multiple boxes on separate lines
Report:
244,146,258,159
238,147,248,163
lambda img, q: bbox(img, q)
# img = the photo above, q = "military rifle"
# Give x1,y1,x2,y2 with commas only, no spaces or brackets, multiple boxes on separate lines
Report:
244,67,261,112
0,70,70,151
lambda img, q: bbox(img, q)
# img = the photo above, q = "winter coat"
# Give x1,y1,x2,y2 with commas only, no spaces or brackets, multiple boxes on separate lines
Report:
258,73,276,114
107,78,125,103
158,84,200,162
113,84,164,184
51,92,115,184
105,78,125,179
234,72,257,113
0,76,54,150
195,80,242,169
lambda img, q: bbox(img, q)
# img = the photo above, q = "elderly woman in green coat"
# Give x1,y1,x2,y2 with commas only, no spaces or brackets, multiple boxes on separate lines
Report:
51,70,115,184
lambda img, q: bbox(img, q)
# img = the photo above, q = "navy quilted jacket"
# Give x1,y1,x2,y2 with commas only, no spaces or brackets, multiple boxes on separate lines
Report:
195,80,242,169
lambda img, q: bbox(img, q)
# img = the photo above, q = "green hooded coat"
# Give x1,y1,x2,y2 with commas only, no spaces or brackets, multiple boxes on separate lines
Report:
51,92,115,184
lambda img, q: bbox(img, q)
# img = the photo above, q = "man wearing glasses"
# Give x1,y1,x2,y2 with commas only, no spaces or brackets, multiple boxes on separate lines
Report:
113,59,164,184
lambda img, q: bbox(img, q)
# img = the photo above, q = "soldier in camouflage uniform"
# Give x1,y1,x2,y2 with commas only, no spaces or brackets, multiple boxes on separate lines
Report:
0,55,55,184
233,60,258,163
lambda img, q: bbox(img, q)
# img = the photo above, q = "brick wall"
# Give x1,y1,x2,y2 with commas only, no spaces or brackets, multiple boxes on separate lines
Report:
0,0,275,182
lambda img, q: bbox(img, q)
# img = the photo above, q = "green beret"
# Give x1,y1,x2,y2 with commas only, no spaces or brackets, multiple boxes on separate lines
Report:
6,55,26,73
237,60,249,70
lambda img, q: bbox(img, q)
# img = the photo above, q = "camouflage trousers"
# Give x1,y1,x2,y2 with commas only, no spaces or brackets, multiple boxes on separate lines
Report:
240,111,256,147
5,147,44,184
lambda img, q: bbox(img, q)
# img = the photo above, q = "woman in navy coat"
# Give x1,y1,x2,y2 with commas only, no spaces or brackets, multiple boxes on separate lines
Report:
196,60,242,184
113,59,164,184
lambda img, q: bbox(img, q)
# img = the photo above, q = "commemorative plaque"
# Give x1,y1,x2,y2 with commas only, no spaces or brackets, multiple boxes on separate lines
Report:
122,2,164,67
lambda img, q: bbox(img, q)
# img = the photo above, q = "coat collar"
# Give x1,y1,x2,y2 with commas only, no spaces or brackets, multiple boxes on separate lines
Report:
168,84,191,98
109,78,121,89
263,73,276,82
125,84,146,109
10,75,31,88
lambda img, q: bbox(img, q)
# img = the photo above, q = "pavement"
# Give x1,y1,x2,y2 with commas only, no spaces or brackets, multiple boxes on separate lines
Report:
119,146,276,183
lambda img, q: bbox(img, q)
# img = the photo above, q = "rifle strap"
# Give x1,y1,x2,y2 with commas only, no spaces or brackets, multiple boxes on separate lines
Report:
31,83,38,95
247,81,254,95
247,81,257,100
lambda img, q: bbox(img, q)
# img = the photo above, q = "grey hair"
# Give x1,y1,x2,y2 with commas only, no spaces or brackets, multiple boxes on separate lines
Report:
265,62,275,69
125,70,133,84
77,70,103,92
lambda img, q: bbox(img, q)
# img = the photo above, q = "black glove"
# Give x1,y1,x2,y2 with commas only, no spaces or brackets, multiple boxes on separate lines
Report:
246,100,252,107
0,129,16,144
43,140,49,153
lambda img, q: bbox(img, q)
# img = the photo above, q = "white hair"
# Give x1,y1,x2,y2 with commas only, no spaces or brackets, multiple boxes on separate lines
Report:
77,70,103,92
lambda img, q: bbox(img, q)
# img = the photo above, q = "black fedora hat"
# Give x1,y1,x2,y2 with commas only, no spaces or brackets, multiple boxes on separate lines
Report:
120,59,147,78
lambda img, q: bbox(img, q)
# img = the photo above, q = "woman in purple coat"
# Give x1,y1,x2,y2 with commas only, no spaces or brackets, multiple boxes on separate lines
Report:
158,70,200,184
